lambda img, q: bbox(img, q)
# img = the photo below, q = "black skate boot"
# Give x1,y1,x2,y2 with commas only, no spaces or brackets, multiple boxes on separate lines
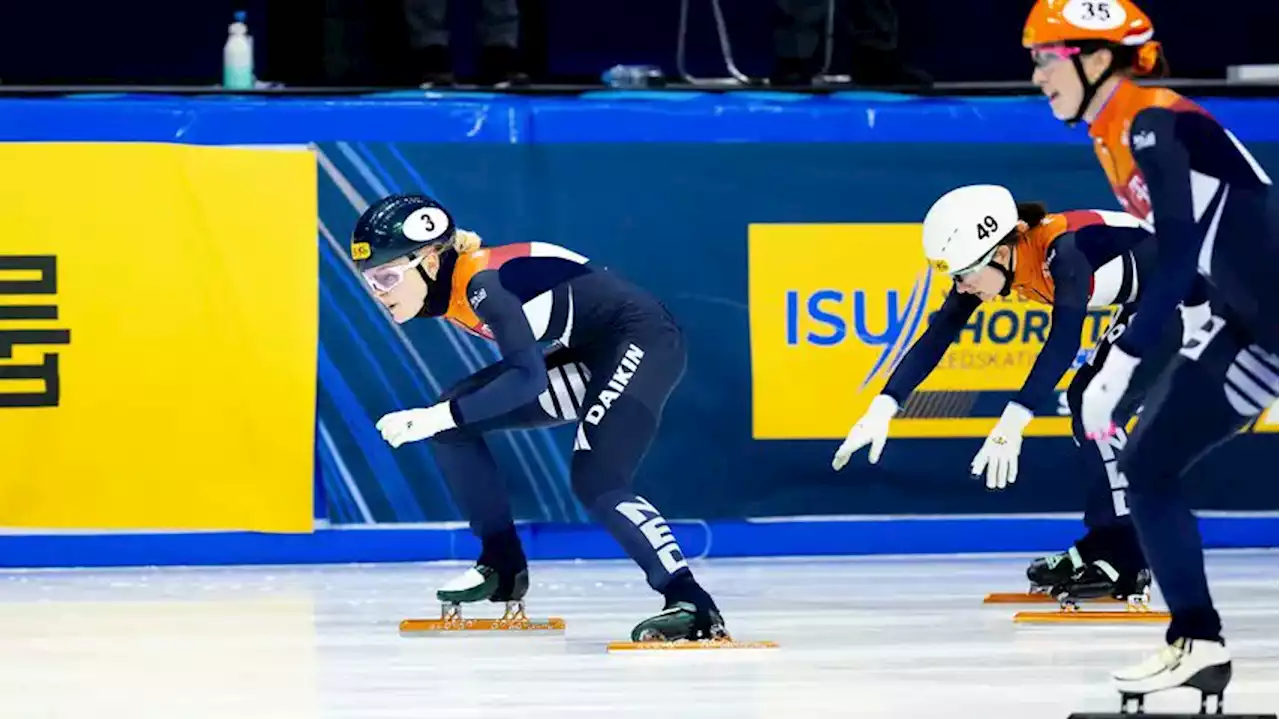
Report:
1027,525,1145,593
1051,561,1153,604
1026,545,1086,592
631,601,728,642
631,574,727,642
437,525,529,607
436,564,530,605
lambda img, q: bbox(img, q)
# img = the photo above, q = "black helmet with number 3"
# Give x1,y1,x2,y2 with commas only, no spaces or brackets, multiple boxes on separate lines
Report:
350,194,456,270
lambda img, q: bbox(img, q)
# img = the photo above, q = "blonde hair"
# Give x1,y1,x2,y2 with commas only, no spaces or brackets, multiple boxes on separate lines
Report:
453,229,482,254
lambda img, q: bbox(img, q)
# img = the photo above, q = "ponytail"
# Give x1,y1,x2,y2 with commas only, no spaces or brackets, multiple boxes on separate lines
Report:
1134,41,1168,78
1015,202,1048,227
997,201,1048,246
453,229,482,254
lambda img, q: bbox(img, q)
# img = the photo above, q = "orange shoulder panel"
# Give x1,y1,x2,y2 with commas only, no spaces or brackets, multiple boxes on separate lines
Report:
440,244,532,338
1089,82,1205,208
1010,214,1066,305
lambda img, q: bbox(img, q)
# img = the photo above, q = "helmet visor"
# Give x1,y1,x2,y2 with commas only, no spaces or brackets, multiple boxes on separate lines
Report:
951,246,1000,281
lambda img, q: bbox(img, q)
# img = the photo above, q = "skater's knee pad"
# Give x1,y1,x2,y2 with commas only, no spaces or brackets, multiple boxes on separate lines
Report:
571,449,632,508
570,394,658,507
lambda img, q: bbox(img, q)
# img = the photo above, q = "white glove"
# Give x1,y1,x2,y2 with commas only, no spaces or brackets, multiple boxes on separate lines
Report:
832,394,899,470
1178,301,1212,347
971,402,1033,490
376,403,457,448
1081,347,1140,440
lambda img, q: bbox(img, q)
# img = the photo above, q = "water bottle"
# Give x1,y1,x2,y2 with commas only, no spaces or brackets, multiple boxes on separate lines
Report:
601,65,665,89
223,11,255,90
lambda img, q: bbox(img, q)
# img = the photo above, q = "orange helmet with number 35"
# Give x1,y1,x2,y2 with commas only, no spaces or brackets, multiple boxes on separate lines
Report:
1022,0,1165,124
1023,0,1154,49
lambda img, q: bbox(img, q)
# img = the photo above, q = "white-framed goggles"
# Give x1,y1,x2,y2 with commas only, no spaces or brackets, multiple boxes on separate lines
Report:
362,254,426,293
950,245,1000,281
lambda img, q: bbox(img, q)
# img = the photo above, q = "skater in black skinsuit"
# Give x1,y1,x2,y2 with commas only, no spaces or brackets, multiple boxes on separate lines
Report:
351,193,725,643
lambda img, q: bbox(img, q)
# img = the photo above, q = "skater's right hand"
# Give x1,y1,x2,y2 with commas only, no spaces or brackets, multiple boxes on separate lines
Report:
832,394,899,470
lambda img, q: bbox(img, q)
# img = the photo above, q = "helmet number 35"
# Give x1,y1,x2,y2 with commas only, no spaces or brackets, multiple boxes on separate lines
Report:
403,207,452,243
1064,0,1125,30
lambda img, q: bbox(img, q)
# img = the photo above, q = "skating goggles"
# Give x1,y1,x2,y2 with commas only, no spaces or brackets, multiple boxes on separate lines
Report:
1030,45,1082,68
362,255,425,293
951,246,1000,281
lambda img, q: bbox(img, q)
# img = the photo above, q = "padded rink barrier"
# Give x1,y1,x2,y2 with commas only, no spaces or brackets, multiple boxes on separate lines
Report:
0,93,1274,566
0,514,1273,568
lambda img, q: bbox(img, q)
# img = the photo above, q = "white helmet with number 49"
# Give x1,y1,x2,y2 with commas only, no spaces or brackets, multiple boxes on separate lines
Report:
921,185,1018,277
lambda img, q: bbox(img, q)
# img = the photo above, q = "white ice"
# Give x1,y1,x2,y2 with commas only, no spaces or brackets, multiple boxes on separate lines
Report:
0,550,1275,719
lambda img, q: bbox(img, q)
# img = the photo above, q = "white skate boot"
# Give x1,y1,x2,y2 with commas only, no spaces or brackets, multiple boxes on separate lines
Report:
1112,637,1232,714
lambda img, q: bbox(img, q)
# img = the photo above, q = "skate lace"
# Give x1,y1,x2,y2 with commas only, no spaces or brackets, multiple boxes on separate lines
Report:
1155,639,1189,669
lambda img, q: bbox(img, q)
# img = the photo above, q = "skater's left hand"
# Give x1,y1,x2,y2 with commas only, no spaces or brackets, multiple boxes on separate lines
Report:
1081,347,1139,441
971,402,1033,490
376,403,457,448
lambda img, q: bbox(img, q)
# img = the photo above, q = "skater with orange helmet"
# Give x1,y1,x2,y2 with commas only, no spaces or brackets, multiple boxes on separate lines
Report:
1023,0,1278,711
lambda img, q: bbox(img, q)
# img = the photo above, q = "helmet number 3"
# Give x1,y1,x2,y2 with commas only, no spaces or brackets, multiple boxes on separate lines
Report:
1064,0,1125,30
976,215,999,241
403,207,452,243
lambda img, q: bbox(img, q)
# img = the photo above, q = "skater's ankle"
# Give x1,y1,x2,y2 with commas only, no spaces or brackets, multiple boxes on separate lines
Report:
1167,608,1223,645
661,572,718,613
1169,633,1225,646
478,525,527,571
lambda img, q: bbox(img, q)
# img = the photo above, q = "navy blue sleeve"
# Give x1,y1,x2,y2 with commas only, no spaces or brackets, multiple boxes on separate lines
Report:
1012,235,1090,412
1115,107,1200,357
881,288,980,405
449,271,548,425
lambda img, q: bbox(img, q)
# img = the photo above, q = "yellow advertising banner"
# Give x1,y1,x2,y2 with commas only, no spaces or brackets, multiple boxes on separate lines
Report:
747,222,1111,437
748,222,1276,440
0,143,317,531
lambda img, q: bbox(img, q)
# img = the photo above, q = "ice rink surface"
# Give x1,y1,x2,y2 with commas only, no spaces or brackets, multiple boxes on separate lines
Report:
0,550,1274,719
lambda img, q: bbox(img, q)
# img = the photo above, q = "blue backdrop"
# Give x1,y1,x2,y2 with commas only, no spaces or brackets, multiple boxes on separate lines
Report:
0,91,1274,566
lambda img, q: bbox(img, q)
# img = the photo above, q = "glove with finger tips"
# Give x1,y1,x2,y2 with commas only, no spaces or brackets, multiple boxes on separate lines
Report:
970,402,1033,490
832,394,899,471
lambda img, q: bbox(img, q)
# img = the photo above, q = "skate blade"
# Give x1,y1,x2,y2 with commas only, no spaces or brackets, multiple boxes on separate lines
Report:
399,617,566,636
1012,610,1171,624
1064,714,1273,719
606,639,778,652
984,592,1127,605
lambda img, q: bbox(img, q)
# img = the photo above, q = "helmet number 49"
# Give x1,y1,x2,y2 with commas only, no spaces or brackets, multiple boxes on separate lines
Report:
976,215,999,241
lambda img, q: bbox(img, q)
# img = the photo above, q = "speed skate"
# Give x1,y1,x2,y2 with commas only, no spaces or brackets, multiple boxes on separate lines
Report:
399,565,565,637
399,599,566,636
1010,589,1170,625
988,567,1171,624
985,587,1171,624
608,601,778,652
1066,639,1276,719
